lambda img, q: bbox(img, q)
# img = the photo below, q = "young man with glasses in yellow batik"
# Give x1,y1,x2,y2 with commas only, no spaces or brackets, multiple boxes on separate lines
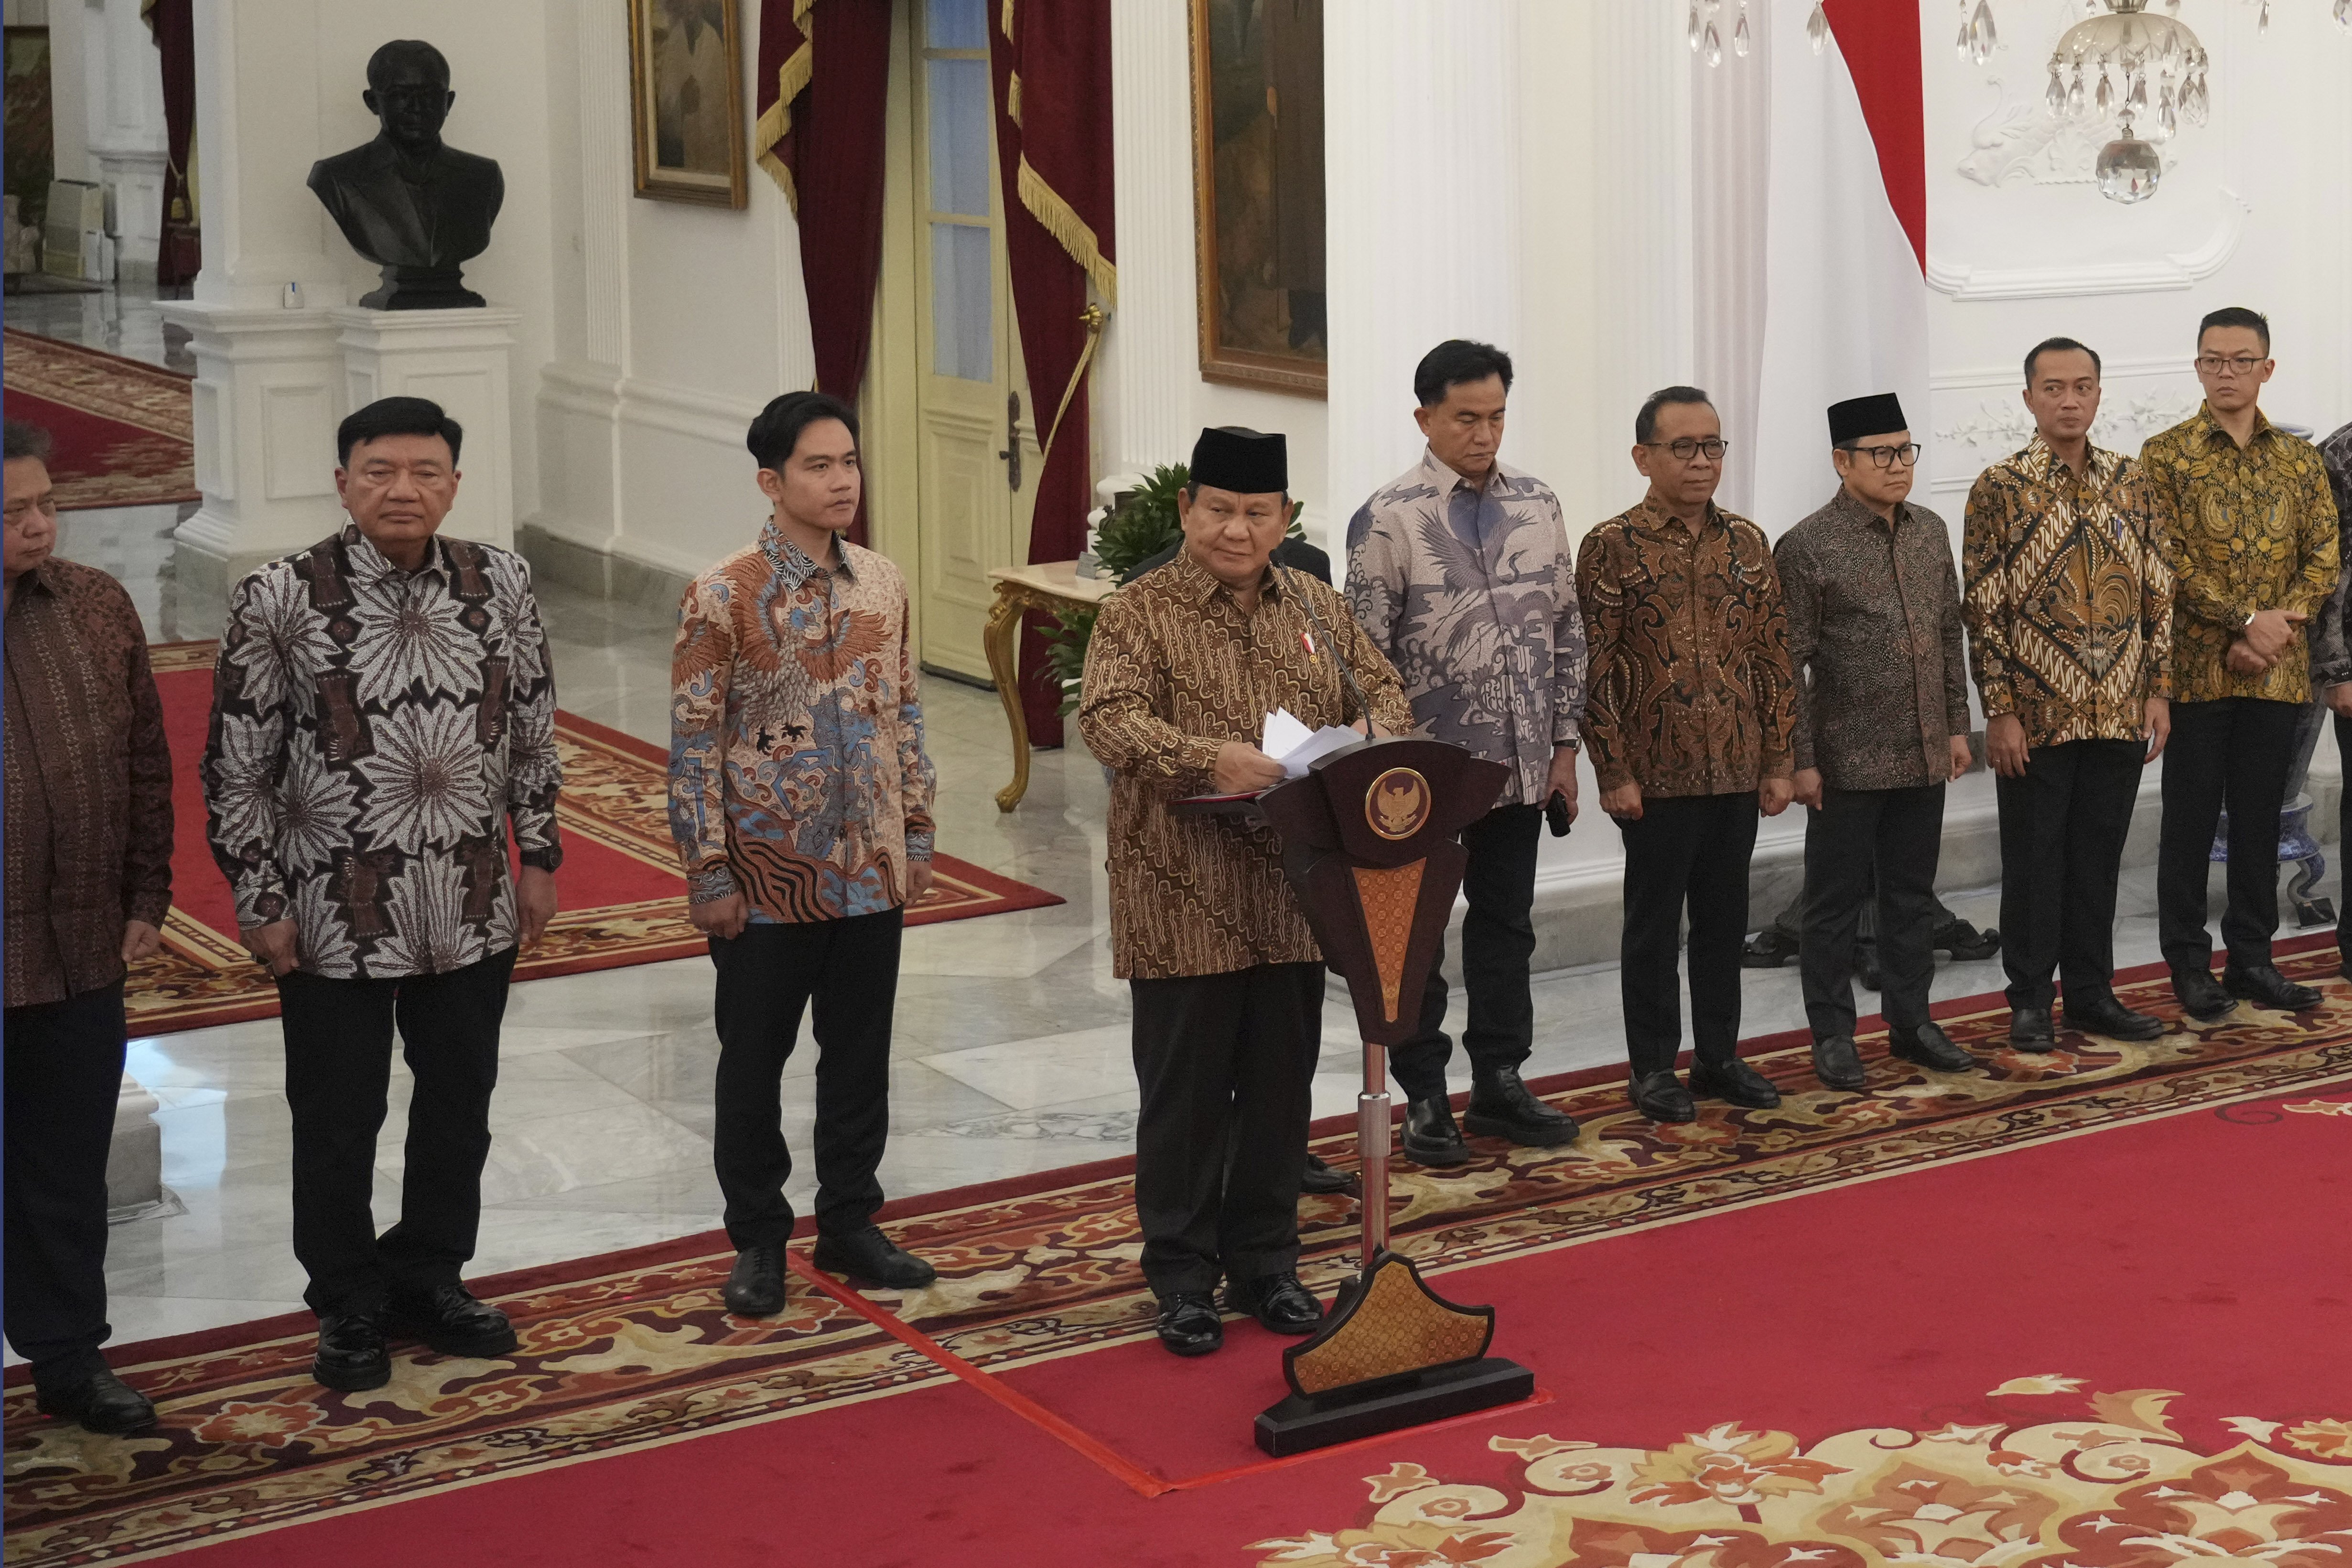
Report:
1577,388,1796,1124
2140,308,2341,1023
1776,395,1977,1094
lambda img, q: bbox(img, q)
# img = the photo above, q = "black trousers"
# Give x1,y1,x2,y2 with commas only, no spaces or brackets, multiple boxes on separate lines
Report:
2158,697,2302,975
1388,803,1541,1102
1801,784,1945,1040
711,909,904,1250
1995,738,2142,1011
278,947,516,1315
1129,962,1323,1297
2339,714,2352,969
3,980,128,1390
1618,793,1759,1078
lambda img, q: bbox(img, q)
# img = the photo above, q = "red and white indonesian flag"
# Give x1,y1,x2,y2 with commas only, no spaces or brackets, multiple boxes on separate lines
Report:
1751,0,1932,535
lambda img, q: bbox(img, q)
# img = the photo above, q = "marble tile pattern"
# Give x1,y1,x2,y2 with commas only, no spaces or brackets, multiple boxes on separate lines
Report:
0,284,2232,1356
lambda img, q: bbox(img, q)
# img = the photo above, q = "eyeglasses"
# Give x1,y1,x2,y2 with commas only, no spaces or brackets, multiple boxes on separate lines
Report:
2194,354,2268,378
1841,442,1923,469
1642,438,1729,462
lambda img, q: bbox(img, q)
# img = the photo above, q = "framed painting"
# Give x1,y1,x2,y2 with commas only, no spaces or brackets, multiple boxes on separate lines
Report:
628,0,749,208
1188,0,1326,397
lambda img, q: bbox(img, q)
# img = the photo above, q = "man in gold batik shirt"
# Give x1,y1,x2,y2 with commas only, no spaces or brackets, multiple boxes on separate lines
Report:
1962,337,2174,1052
2139,307,2341,1023
1079,426,1413,1362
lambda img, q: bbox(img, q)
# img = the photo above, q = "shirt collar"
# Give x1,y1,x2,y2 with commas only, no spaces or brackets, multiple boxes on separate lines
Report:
2022,432,2117,487
12,558,62,599
340,521,448,585
2192,400,2276,449
1827,484,1907,533
1630,494,1721,537
759,519,855,589
1418,446,1518,500
1170,543,1278,609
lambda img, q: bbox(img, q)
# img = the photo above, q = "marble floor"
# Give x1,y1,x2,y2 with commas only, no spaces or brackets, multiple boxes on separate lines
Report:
0,284,2322,1358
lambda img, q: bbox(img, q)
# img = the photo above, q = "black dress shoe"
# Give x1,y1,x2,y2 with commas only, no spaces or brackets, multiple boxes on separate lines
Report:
388,1282,519,1358
2062,994,2166,1041
1740,927,1800,967
2172,967,2238,1022
1400,1096,1470,1167
1628,1069,1696,1123
1222,1271,1324,1334
1155,1292,1223,1356
1935,919,2002,962
1888,1021,1977,1073
2008,1005,2056,1051
814,1225,938,1289
1689,1056,1781,1109
1300,1153,1357,1195
1810,1035,1866,1091
313,1309,392,1392
35,1367,156,1434
1463,1067,1580,1146
723,1245,787,1316
2224,964,2322,1012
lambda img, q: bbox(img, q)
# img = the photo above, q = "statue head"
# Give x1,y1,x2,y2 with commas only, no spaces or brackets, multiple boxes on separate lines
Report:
363,40,455,155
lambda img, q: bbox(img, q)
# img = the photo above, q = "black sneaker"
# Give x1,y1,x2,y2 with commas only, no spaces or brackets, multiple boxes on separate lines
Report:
313,1309,392,1392
387,1282,518,1359
813,1225,938,1290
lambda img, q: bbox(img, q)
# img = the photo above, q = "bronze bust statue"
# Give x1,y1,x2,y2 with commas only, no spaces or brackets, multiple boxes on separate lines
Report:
308,40,503,310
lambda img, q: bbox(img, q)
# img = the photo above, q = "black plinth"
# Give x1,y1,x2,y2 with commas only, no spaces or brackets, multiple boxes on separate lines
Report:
1253,1356,1534,1457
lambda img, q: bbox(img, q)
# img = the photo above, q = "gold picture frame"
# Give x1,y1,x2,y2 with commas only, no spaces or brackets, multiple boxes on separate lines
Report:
627,0,749,209
1188,0,1327,398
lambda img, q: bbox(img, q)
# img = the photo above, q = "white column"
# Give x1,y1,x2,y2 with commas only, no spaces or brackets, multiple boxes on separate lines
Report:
1099,0,1194,480
83,0,171,279
159,0,356,621
1326,0,1522,544
1692,2,1771,517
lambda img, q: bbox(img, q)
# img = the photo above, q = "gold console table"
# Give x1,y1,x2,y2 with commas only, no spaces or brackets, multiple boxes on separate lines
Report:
983,561,1117,812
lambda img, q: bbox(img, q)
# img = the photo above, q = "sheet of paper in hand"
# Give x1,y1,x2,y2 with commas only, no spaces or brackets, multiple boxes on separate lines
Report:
1263,707,1361,780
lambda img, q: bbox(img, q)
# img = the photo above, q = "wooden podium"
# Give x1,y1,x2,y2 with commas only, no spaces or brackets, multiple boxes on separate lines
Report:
1250,737,1536,1455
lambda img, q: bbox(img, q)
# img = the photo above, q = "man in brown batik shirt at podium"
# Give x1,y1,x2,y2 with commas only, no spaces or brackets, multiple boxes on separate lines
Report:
1079,426,1414,1360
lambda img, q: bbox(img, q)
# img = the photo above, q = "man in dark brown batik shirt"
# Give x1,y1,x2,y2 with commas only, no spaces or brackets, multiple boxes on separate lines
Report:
3,419,171,1433
1778,394,1978,1094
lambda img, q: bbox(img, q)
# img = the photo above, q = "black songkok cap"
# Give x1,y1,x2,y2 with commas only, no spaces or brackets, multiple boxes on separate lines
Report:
1189,426,1288,495
1827,393,1908,446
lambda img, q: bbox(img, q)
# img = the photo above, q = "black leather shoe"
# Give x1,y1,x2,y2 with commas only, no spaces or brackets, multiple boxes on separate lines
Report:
313,1309,392,1392
1740,927,1800,968
2172,967,2238,1022
35,1367,156,1434
1810,1035,1866,1091
2224,964,2322,1012
1400,1096,1470,1167
1689,1057,1781,1109
1223,1271,1324,1334
1463,1068,1580,1146
1628,1070,1696,1122
1888,1021,1977,1073
1935,919,2002,962
814,1225,938,1289
387,1282,518,1358
1155,1292,1223,1356
1300,1153,1357,1195
2062,994,2166,1042
723,1245,787,1316
2008,1005,2056,1051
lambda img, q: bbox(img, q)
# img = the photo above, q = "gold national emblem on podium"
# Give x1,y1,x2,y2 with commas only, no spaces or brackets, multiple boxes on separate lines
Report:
1365,767,1431,841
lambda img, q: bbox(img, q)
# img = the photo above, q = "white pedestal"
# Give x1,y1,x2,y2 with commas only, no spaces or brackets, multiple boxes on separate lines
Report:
106,1074,176,1224
158,300,348,624
328,306,522,550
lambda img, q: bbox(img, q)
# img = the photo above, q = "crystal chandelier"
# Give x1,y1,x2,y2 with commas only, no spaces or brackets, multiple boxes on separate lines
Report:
2045,0,2207,204
1689,0,1754,66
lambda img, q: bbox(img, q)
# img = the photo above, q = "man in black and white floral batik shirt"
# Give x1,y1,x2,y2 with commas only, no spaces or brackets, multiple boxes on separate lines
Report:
202,397,562,1395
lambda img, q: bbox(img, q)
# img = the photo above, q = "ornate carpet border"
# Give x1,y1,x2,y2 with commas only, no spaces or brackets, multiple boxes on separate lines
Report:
10,948,2352,1568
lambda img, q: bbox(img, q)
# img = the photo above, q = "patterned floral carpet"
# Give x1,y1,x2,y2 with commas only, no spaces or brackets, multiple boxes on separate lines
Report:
126,642,1065,1034
6,942,2348,1566
0,329,200,511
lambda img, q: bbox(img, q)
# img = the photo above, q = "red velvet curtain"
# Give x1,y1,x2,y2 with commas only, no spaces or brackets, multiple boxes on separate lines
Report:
142,0,199,286
989,0,1116,748
755,0,891,545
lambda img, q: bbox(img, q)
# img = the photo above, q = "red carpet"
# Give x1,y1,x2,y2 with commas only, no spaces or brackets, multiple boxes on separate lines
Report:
0,328,201,511
127,642,1066,1035
8,945,2348,1566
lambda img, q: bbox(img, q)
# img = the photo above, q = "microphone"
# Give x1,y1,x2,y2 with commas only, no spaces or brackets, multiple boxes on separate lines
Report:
1278,564,1378,733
